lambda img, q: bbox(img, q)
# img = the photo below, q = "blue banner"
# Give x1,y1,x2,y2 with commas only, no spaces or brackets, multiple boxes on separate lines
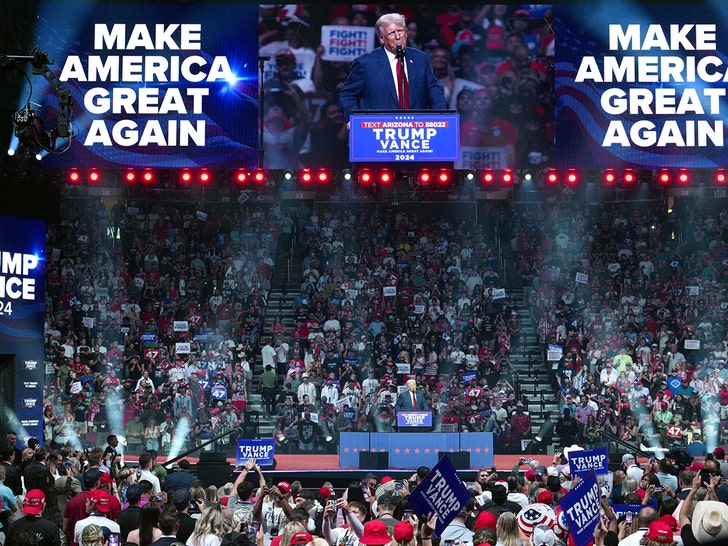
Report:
140,332,157,343
459,433,494,468
236,438,276,466
339,432,372,468
211,386,228,400
461,371,477,384
195,330,214,343
408,456,470,537
349,113,460,162
560,471,601,546
568,447,609,477
397,411,433,428
611,504,644,520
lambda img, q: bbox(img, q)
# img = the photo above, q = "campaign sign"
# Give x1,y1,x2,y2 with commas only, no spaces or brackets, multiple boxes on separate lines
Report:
560,470,601,546
397,411,433,428
409,455,470,537
612,504,644,520
320,25,375,62
211,386,227,400
568,447,609,477
236,438,276,466
140,332,157,343
349,113,460,162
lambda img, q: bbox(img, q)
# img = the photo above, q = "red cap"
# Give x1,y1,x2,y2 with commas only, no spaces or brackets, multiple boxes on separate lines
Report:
714,447,725,458
525,469,536,482
99,472,114,484
645,521,673,543
687,462,704,472
360,521,392,546
88,489,112,512
393,521,414,543
290,532,313,545
319,486,333,498
381,476,394,484
277,481,291,494
537,490,554,505
23,489,45,515
475,510,497,531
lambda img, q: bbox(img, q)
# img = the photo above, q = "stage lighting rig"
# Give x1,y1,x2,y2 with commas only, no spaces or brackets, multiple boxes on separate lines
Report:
3,46,74,155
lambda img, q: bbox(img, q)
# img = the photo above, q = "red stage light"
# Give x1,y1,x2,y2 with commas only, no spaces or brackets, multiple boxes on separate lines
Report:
300,169,313,184
199,170,211,184
716,169,727,185
545,169,558,185
88,170,101,183
501,169,514,184
677,169,690,185
316,169,330,183
565,169,578,185
234,170,248,184
142,170,155,184
603,169,616,185
657,169,671,185
437,170,451,185
125,170,137,183
418,170,431,185
68,169,80,183
253,169,266,184
358,169,373,185
378,169,394,185
623,169,636,185
481,170,495,184
180,170,193,183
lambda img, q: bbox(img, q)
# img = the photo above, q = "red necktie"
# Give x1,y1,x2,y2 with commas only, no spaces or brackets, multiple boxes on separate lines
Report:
412,392,417,410
397,57,409,109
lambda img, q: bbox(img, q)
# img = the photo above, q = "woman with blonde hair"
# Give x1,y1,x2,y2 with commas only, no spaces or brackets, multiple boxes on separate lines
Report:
495,512,524,546
186,505,229,546
278,521,306,546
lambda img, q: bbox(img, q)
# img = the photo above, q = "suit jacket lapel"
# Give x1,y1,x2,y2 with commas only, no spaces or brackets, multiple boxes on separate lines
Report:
375,47,398,104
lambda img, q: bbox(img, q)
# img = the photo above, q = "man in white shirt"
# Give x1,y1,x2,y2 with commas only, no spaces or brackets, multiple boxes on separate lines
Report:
73,491,121,545
296,374,317,404
622,453,644,483
261,339,277,371
136,453,161,494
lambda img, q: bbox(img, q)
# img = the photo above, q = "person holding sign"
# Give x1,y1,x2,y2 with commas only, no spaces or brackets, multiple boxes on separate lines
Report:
338,13,447,121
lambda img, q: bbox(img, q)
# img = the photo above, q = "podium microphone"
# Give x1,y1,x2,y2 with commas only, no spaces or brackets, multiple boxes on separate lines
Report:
395,45,405,59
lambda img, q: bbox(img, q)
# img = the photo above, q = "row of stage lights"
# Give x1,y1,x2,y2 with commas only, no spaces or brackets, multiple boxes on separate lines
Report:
65,167,728,188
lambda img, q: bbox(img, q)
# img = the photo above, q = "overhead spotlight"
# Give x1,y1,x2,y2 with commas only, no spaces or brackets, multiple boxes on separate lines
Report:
501,169,514,185
481,169,495,185
378,169,394,185
124,170,137,184
180,169,193,184
88,169,101,183
199,170,211,184
417,169,432,186
342,169,352,181
603,169,616,185
234,170,248,184
7,148,15,157
623,169,636,185
565,169,579,186
657,169,671,186
300,168,313,184
358,169,373,185
437,169,451,185
142,169,155,184
716,169,727,185
545,168,559,185
523,171,532,181
677,169,690,185
464,170,475,181
283,169,294,181
253,168,266,184
67,169,81,184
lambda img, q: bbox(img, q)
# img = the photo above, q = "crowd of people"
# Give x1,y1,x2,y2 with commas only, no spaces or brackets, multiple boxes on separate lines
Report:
258,4,554,170
3,433,728,546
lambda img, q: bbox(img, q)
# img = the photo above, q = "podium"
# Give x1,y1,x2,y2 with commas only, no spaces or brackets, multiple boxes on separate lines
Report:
349,110,460,164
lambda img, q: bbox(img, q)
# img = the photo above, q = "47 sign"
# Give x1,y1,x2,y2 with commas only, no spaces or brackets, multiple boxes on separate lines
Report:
667,425,683,439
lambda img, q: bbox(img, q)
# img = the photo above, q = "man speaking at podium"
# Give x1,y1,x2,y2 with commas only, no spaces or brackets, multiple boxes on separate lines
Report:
339,13,447,121
395,379,429,412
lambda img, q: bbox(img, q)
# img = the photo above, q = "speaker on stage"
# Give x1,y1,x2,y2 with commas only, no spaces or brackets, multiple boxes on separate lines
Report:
199,452,227,463
197,462,233,487
438,452,470,469
359,451,389,469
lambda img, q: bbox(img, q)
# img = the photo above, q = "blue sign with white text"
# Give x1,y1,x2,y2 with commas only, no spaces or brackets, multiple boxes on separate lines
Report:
409,455,470,537
560,471,601,546
236,438,276,466
397,411,433,428
568,447,609,477
349,113,460,162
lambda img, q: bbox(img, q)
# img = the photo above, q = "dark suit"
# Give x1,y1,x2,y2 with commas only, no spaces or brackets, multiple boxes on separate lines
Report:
395,389,429,412
339,46,447,120
148,536,180,546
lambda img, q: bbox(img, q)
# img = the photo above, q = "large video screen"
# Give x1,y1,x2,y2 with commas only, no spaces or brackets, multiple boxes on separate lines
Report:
28,2,258,169
555,2,728,169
